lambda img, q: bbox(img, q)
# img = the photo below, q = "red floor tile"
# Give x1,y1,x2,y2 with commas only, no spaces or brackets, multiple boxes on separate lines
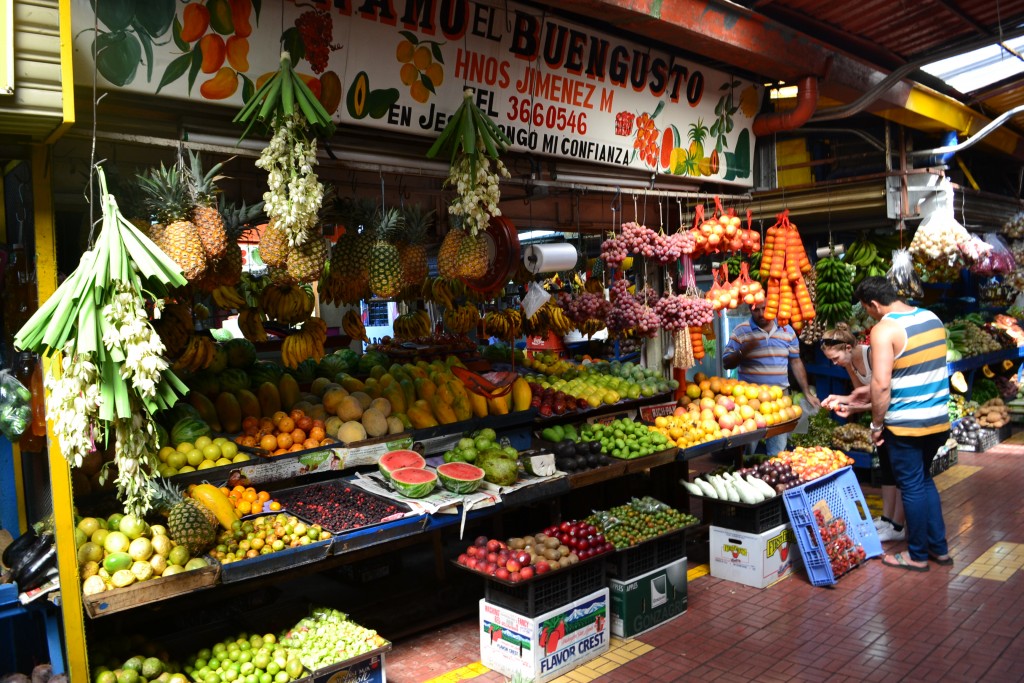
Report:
383,444,1024,682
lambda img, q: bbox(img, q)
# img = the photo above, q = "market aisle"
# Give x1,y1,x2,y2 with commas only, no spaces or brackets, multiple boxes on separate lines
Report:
386,444,1024,683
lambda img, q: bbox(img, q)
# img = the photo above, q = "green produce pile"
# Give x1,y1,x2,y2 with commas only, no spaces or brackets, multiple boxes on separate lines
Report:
90,608,388,683
971,377,999,406
578,419,674,459
585,497,698,548
788,409,837,449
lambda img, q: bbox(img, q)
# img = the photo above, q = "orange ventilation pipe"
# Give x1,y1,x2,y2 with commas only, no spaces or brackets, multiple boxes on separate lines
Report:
753,76,818,137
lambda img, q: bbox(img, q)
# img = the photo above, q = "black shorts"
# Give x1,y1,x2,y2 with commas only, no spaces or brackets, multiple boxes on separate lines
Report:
877,444,897,487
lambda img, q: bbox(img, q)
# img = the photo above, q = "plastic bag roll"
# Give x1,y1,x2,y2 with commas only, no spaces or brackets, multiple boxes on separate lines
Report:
523,243,578,274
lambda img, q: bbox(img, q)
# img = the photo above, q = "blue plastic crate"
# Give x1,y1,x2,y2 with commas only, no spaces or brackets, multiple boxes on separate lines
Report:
783,467,882,586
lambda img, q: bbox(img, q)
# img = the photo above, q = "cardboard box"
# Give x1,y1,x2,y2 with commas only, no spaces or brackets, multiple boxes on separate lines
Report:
480,588,610,682
709,524,801,589
609,557,688,638
303,654,385,683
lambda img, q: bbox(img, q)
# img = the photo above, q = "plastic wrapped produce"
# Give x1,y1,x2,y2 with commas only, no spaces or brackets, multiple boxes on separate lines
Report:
0,370,33,440
909,213,971,282
887,248,924,300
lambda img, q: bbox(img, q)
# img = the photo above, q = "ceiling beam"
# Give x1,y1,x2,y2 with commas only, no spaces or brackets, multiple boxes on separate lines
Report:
529,0,1024,160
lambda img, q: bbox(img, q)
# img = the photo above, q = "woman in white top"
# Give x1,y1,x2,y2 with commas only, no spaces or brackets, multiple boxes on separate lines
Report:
819,323,906,542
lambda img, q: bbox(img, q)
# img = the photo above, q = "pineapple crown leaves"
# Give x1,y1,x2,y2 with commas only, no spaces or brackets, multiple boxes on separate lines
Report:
401,204,436,245
218,194,266,240
136,162,191,223
147,476,185,514
335,196,379,238
188,150,231,207
374,207,405,242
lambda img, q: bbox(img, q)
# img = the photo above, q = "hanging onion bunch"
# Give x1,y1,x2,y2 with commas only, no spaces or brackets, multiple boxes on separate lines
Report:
236,52,335,247
428,90,512,236
15,167,189,517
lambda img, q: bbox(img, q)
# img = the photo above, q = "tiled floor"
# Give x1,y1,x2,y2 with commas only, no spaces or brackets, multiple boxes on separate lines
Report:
386,442,1024,683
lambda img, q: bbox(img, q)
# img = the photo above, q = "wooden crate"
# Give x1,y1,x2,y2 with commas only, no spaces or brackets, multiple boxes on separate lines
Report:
83,563,220,618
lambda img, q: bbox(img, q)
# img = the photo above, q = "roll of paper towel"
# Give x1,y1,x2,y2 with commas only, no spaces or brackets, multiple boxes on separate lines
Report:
523,243,578,274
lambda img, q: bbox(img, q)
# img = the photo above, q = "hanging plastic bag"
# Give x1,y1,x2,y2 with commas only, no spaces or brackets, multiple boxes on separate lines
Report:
706,263,737,311
908,212,970,282
887,248,924,300
739,209,762,255
731,262,766,308
688,203,708,258
0,370,33,441
973,233,1017,275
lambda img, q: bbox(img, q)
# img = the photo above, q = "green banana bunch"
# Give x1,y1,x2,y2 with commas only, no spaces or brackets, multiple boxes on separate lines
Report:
815,254,855,325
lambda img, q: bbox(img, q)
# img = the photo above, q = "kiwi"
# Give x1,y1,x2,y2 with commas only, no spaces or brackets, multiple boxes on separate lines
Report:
522,535,536,546
558,544,570,556
508,538,525,550
544,537,560,549
567,553,579,564
543,548,561,561
559,557,572,568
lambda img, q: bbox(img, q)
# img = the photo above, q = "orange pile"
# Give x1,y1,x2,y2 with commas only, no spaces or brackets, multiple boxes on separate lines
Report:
233,408,336,455
219,484,281,516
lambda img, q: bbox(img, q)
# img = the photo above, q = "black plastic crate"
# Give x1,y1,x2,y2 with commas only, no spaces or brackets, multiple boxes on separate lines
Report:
605,527,688,581
702,496,786,534
483,559,606,617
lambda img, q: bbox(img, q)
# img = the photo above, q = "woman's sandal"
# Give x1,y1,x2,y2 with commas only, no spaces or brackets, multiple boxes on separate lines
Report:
928,554,954,566
882,552,930,572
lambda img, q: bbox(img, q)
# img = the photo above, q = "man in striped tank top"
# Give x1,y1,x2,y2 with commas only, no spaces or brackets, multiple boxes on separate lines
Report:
856,277,952,572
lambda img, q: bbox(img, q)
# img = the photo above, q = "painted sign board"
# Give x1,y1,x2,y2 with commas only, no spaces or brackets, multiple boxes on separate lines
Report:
71,0,760,184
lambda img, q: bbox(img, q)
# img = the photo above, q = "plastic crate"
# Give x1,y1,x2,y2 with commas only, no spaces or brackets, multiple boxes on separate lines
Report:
483,559,606,617
783,466,883,587
605,527,688,581
701,496,786,534
957,428,1000,452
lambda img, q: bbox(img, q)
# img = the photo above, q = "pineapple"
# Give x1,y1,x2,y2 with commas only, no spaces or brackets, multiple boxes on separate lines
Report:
137,163,208,281
285,235,329,284
437,228,464,279
399,204,434,286
259,219,290,268
214,198,264,286
369,208,404,298
188,151,229,260
457,231,489,279
150,478,217,556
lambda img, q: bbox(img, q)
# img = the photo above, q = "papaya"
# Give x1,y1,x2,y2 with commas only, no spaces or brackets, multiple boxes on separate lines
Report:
511,377,532,412
339,374,366,393
404,363,427,380
446,378,469,403
445,354,466,369
451,395,472,422
378,373,395,390
429,395,459,424
215,392,243,434
468,391,488,419
383,384,407,414
407,402,439,429
189,392,222,432
399,378,416,408
414,377,437,401
394,412,413,429
370,364,387,379
435,381,455,406
258,381,281,418
363,377,381,398
389,363,409,381
236,389,261,419
278,373,300,411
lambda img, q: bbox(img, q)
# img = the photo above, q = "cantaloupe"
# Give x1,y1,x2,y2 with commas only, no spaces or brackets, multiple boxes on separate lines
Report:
369,397,392,417
337,396,364,421
362,407,388,438
338,421,367,444
386,416,405,435
350,391,373,410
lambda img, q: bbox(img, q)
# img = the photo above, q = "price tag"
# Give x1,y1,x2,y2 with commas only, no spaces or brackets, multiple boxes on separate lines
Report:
639,401,679,423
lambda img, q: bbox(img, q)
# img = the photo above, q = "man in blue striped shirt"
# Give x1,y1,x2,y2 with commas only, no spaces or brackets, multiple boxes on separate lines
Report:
723,302,819,455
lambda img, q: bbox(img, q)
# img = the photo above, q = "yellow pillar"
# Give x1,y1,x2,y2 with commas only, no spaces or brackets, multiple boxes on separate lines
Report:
32,144,89,679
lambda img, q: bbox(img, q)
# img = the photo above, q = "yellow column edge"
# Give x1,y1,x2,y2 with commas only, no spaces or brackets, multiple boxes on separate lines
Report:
43,0,75,145
32,144,88,679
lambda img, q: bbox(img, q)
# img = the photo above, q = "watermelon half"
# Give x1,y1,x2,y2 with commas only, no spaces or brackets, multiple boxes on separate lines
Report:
437,462,486,494
378,449,426,482
390,467,437,498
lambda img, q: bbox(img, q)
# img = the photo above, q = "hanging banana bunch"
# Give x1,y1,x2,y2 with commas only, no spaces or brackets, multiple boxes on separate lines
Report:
483,309,523,343
282,317,327,368
814,252,855,326
342,309,369,344
444,303,479,335
237,307,269,343
523,301,575,338
260,284,314,324
394,310,432,339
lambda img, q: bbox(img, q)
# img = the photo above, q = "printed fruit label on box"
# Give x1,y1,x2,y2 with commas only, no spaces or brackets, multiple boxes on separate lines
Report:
480,590,610,681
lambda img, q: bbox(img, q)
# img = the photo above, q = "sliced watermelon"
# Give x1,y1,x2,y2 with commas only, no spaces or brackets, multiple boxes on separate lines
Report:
378,449,426,482
437,462,486,494
390,467,437,498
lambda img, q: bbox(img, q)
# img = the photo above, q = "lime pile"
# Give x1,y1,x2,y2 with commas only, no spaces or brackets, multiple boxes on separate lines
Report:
157,436,250,477
579,419,674,459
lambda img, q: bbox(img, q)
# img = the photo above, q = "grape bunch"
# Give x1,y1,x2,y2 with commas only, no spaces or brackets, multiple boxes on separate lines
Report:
655,295,714,331
615,111,635,136
635,305,661,337
296,10,339,74
619,222,656,255
565,292,611,326
607,280,660,337
600,234,628,268
632,286,660,307
676,230,697,255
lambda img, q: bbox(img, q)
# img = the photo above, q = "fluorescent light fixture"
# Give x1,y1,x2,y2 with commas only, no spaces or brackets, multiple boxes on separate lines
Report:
770,85,799,99
519,230,560,241
185,132,266,152
922,37,1024,93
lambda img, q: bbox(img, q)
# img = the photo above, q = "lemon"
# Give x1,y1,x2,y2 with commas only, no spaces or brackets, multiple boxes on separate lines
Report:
197,460,216,470
194,435,214,449
176,441,195,454
178,465,196,473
